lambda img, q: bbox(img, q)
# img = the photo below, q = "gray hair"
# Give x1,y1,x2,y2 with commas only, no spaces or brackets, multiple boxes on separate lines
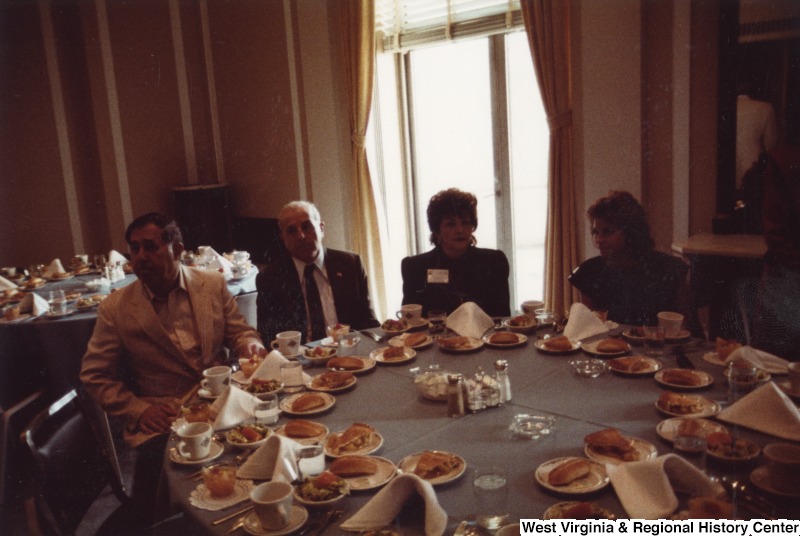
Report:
278,201,322,229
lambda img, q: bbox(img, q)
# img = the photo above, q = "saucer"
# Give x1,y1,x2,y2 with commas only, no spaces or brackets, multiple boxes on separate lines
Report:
198,388,222,400
169,440,224,465
242,505,309,536
750,465,800,498
777,380,800,401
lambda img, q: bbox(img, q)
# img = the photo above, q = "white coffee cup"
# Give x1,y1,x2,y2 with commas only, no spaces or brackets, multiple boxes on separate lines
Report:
396,304,423,324
763,442,800,494
201,365,231,397
657,311,684,337
788,362,800,393
251,481,294,531
521,300,544,318
176,421,213,460
271,331,302,356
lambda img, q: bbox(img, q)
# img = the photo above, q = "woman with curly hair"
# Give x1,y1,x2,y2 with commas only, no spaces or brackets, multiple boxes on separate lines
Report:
569,191,698,330
401,188,510,317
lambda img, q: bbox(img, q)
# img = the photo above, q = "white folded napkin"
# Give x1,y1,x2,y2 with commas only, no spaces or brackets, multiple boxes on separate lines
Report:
726,345,790,375
251,350,311,384
340,473,447,536
607,454,723,519
563,303,609,341
204,247,233,273
717,381,800,441
0,275,18,291
237,434,301,482
19,292,49,316
42,258,65,278
445,302,494,340
108,250,128,265
209,385,261,431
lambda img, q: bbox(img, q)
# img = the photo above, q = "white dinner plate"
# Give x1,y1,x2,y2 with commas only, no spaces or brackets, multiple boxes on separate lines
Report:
280,392,336,416
654,394,721,418
654,368,714,390
437,337,484,353
656,417,728,443
584,436,658,465
326,356,377,375
169,440,224,465
581,340,631,357
543,501,616,520
664,329,692,343
306,373,357,393
334,456,397,491
242,505,309,536
607,356,662,376
535,457,609,494
388,333,434,350
482,332,528,349
370,347,417,365
397,451,466,486
43,308,77,319
535,338,582,354
324,431,384,458
274,421,329,445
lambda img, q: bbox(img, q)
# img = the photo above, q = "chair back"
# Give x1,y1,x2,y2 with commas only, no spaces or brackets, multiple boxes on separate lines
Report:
22,389,128,536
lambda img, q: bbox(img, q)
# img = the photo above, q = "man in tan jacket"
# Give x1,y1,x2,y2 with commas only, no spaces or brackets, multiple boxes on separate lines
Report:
81,212,265,526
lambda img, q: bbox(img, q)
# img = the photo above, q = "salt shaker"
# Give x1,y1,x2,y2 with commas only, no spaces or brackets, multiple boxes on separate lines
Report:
446,374,466,417
495,359,512,403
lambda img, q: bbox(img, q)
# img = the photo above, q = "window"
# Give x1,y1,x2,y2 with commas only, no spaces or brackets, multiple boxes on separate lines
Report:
368,2,549,316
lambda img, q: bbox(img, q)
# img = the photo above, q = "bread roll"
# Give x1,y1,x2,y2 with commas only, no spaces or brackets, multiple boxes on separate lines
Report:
658,391,701,414
327,357,365,371
438,336,471,350
489,332,518,344
404,332,428,347
328,455,378,477
311,371,354,389
547,459,591,486
326,423,375,455
596,338,628,353
543,336,572,351
661,369,702,386
382,346,406,360
609,356,650,373
283,419,325,438
291,393,327,412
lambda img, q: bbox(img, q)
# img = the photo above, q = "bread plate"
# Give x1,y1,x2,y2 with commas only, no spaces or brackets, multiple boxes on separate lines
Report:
324,431,384,458
656,417,728,443
543,501,616,520
535,338,582,354
655,394,720,418
334,456,397,491
370,347,417,365
584,436,658,466
607,356,662,376
306,372,357,393
655,368,714,390
482,332,527,349
388,333,433,350
274,421,329,445
326,356,377,375
398,451,466,486
280,392,336,416
581,340,631,357
535,457,609,495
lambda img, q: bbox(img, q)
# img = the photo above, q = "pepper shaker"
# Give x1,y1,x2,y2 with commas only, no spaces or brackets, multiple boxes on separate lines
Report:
446,374,466,417
495,359,511,403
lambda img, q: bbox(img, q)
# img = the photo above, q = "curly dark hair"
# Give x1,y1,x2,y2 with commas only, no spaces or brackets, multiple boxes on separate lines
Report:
426,188,478,247
587,191,654,253
125,212,183,245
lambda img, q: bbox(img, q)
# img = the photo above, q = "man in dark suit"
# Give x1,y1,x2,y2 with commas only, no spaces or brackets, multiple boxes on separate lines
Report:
256,201,379,345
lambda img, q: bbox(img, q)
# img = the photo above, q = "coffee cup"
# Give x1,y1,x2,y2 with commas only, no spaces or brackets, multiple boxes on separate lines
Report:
231,250,250,265
271,331,302,356
763,442,800,493
251,481,294,531
176,421,213,460
396,304,423,324
201,365,231,397
788,362,800,393
657,311,684,337
521,300,544,319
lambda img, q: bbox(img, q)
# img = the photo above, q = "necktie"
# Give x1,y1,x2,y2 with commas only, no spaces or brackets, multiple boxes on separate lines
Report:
304,263,326,341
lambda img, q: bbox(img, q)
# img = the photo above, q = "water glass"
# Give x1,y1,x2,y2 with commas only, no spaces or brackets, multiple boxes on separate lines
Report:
726,361,758,404
339,332,361,356
642,325,665,356
280,361,304,393
673,418,707,471
473,466,509,530
254,394,279,424
48,290,67,315
428,310,447,336
295,445,325,480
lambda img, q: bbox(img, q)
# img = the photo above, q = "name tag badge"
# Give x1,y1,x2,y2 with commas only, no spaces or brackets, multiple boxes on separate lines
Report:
427,269,449,284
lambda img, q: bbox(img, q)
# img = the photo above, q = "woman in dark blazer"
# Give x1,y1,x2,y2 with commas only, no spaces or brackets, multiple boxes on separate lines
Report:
401,189,510,317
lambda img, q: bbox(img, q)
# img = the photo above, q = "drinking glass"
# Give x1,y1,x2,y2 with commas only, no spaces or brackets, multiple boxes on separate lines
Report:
295,445,325,480
48,290,67,315
672,418,707,471
254,394,279,424
642,325,665,356
280,362,304,393
472,466,509,530
428,310,447,337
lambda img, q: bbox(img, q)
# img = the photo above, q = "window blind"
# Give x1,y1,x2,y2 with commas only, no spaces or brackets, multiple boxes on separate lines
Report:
376,0,523,53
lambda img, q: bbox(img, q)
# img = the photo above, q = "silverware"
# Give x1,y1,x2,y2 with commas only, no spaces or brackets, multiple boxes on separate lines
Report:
305,508,344,536
359,329,383,342
226,516,247,534
213,504,254,526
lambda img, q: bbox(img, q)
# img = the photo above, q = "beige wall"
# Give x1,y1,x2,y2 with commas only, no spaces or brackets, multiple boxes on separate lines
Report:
0,0,723,270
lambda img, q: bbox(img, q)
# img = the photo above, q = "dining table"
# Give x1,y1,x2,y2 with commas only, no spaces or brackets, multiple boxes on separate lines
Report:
162,322,800,535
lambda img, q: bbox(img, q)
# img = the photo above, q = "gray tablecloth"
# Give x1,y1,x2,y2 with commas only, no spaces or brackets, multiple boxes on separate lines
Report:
163,329,798,534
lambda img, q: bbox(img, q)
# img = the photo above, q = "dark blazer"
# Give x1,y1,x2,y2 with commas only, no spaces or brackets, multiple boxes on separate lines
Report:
256,248,379,344
401,246,511,317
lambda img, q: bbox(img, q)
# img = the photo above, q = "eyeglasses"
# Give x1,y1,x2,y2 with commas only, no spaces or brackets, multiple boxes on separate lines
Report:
591,226,620,238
